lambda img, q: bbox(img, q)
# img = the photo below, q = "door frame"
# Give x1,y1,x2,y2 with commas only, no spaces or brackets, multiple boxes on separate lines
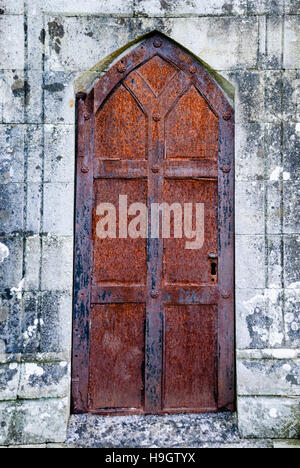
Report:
71,33,235,414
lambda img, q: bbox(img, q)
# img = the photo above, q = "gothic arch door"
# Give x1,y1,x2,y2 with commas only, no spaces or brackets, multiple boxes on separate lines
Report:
72,34,235,415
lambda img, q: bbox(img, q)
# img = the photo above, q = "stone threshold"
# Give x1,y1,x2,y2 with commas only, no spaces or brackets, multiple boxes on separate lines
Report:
65,412,274,448
2,441,300,448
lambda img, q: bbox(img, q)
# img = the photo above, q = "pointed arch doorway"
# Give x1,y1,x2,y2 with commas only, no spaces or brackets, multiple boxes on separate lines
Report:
72,33,235,415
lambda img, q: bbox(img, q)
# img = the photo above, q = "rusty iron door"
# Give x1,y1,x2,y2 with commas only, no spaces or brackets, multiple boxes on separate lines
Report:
72,34,235,415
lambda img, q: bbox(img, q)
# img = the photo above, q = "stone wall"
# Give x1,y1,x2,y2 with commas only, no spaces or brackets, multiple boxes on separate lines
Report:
0,0,299,445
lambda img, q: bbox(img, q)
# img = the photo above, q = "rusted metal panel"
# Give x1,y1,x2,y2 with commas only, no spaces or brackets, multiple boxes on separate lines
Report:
163,305,218,411
95,85,148,160
163,179,218,285
165,86,219,160
93,179,147,284
88,304,145,410
72,33,235,415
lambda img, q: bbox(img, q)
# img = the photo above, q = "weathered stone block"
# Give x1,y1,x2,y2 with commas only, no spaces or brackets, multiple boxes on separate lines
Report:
28,0,134,16
285,1,300,14
258,16,267,67
8,444,47,448
25,71,44,124
169,17,258,70
44,125,75,183
67,413,240,448
247,0,284,14
235,236,265,289
1,398,69,445
235,124,264,181
25,183,42,234
0,183,24,235
284,289,300,348
238,397,300,438
0,124,24,184
282,71,299,121
265,124,282,180
237,359,300,396
266,236,283,289
284,235,300,288
0,242,8,265
283,123,300,181
236,288,284,349
21,299,72,357
264,71,283,121
226,71,264,123
26,125,43,184
0,363,20,400
46,443,65,448
41,236,73,290
0,402,16,445
235,182,265,235
43,183,74,236
18,362,70,399
237,349,300,360
295,74,300,119
134,0,247,16
0,292,22,354
23,236,40,291
273,440,300,448
0,241,8,263
21,292,40,354
284,16,300,69
0,16,24,69
0,71,25,123
258,17,283,69
266,182,282,235
40,291,72,353
44,16,133,72
26,14,44,73
43,72,76,124
0,236,23,290
0,1,23,15
0,339,5,354
284,181,300,234
1,70,44,125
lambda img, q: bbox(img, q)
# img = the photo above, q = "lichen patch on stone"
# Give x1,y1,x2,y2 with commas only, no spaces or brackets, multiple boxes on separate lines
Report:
270,166,283,181
0,242,9,263
10,278,24,300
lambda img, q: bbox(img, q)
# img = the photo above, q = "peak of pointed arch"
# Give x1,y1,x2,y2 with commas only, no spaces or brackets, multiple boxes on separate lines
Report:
74,31,234,107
